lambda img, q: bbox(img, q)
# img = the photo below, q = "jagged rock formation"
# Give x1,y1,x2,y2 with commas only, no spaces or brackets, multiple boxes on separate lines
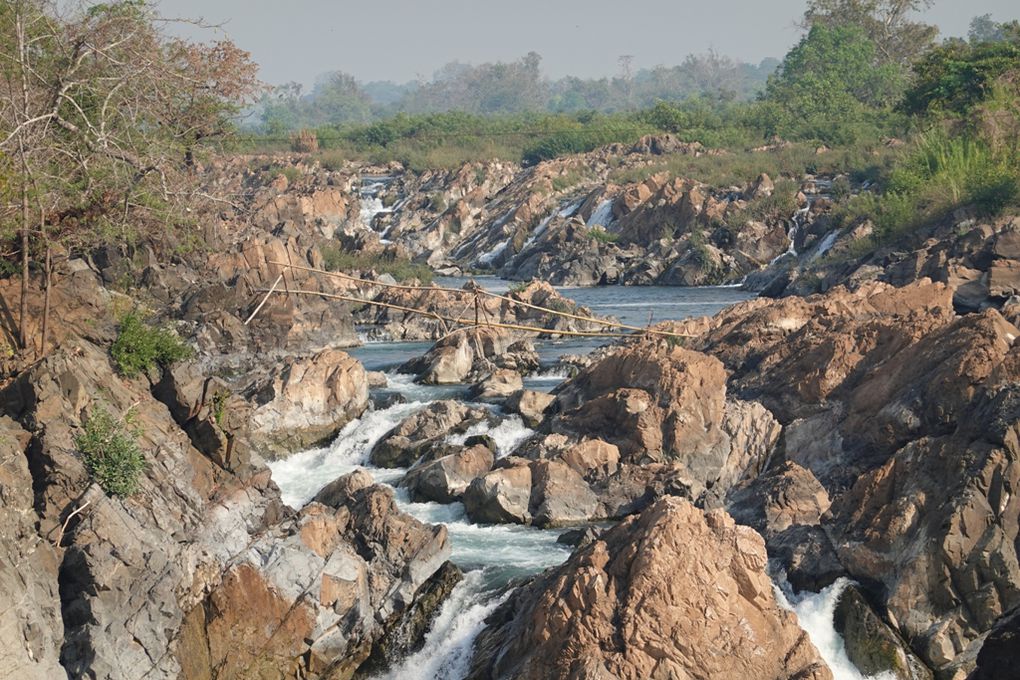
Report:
468,497,832,680
0,272,452,679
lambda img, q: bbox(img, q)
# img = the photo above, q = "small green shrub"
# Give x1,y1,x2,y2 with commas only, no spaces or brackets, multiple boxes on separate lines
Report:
319,244,434,283
588,227,619,243
76,406,145,497
111,311,193,378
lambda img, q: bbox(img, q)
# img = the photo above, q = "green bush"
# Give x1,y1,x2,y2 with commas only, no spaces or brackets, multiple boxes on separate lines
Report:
319,244,433,283
76,406,145,497
588,227,619,243
111,311,193,378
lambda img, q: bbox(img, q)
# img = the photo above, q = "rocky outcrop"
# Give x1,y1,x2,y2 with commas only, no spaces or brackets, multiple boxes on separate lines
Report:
400,327,538,384
247,348,369,458
505,389,555,427
469,498,832,680
834,584,933,680
369,400,490,468
654,279,1020,675
469,368,523,401
400,443,495,503
0,334,452,680
969,606,1020,680
551,338,781,499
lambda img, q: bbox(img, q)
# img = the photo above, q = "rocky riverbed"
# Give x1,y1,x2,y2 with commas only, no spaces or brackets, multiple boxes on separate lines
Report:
3,143,1020,680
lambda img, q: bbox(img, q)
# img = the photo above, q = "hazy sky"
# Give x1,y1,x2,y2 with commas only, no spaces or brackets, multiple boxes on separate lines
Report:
157,0,1018,87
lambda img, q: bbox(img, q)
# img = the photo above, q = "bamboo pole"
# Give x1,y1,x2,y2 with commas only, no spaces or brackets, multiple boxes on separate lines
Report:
253,288,645,339
265,260,694,338
244,273,284,325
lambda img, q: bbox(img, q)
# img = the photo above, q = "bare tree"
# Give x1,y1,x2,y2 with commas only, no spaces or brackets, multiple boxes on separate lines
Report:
0,0,260,356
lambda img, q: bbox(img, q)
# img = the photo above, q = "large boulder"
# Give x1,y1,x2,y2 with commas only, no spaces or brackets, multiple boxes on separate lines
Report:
369,400,490,468
552,340,780,499
248,348,369,458
400,327,538,384
400,444,495,503
505,389,555,428
469,498,832,680
463,461,533,525
182,473,452,679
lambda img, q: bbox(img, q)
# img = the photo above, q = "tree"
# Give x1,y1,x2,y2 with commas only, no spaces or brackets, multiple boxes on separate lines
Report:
0,0,260,357
763,23,905,141
903,26,1020,115
969,15,1007,44
801,0,937,67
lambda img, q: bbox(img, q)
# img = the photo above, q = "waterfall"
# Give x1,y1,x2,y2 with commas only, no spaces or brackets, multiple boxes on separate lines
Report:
776,577,897,680
380,571,510,680
586,198,615,228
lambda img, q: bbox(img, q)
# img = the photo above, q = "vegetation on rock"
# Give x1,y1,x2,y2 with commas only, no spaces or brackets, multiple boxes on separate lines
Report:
75,406,146,496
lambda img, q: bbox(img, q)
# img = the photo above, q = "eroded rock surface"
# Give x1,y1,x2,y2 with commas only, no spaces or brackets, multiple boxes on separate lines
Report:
469,498,832,680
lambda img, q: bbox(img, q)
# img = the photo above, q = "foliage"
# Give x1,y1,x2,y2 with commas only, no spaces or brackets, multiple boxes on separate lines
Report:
76,406,145,496
588,227,619,244
319,244,433,283
800,0,937,67
110,311,193,377
762,24,908,143
257,52,777,133
836,129,1020,243
902,28,1020,117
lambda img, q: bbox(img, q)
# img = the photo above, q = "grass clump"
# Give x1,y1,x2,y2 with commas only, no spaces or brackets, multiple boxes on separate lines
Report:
588,227,619,244
319,244,433,283
111,311,193,378
76,406,145,497
836,130,1020,244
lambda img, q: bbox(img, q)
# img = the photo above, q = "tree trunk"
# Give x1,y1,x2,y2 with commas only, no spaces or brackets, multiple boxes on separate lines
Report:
19,180,29,351
39,239,51,359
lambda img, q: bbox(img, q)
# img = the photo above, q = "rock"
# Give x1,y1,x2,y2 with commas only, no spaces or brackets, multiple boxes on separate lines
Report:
468,368,523,401
505,389,555,427
184,478,451,680
369,401,489,468
556,526,602,548
469,498,832,680
463,462,533,525
400,326,529,384
834,584,934,680
558,439,620,480
248,349,369,458
969,606,1020,680
529,460,601,527
727,461,831,537
553,339,777,499
366,370,388,388
401,444,495,503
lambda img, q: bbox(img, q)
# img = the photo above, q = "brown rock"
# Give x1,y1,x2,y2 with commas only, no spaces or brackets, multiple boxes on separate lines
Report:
506,389,555,428
463,462,533,525
469,368,523,401
469,498,832,680
401,444,495,503
369,401,489,468
248,348,369,458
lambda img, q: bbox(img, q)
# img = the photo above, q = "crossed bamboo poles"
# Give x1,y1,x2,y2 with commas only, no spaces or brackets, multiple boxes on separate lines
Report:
245,260,694,340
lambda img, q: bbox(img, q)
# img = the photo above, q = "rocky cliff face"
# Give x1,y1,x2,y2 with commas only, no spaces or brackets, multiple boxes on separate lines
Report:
468,497,832,680
0,272,453,679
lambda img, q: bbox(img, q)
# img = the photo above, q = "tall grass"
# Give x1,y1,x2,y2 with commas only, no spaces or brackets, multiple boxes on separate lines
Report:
837,129,1020,244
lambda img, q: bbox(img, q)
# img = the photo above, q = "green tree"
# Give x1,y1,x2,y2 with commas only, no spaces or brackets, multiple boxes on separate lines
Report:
801,0,937,67
0,0,259,357
763,24,905,141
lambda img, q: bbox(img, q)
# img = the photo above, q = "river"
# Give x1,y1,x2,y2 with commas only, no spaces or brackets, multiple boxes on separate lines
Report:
267,282,881,680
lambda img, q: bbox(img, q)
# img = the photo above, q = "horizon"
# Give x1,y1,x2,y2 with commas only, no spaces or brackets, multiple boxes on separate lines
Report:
157,0,1019,88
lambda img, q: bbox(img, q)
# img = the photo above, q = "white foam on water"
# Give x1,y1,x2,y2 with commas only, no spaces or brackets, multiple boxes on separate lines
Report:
808,229,840,262
777,578,897,680
586,198,615,228
268,401,428,508
476,239,509,267
381,571,510,680
446,415,533,457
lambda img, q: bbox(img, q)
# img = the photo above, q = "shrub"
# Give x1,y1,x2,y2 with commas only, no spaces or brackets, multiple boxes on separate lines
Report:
291,129,319,153
588,227,619,243
111,311,193,378
76,406,145,496
319,244,433,283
